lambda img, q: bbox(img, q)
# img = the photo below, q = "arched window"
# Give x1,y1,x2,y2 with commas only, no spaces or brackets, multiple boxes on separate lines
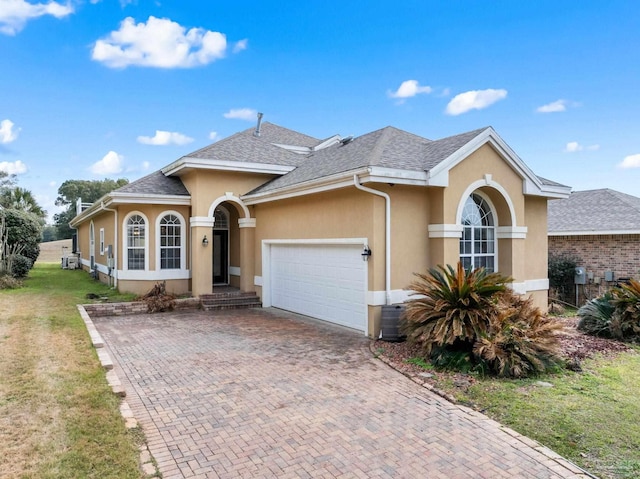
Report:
460,193,496,272
159,214,181,269
126,214,146,270
213,207,229,229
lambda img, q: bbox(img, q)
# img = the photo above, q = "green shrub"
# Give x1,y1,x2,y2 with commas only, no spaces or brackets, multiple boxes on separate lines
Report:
548,253,579,304
577,293,615,337
9,254,33,279
577,281,640,343
474,291,563,378
0,208,41,265
401,262,512,357
610,279,640,342
403,263,562,378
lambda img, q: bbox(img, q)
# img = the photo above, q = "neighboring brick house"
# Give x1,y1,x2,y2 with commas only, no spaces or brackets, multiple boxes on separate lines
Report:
548,189,640,299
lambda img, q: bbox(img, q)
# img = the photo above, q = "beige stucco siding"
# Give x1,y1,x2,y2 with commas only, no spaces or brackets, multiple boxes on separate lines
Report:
180,170,276,217
524,196,548,280
445,144,525,226
253,187,377,285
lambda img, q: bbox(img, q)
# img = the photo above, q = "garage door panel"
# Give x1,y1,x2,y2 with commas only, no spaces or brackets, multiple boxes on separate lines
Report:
270,244,366,332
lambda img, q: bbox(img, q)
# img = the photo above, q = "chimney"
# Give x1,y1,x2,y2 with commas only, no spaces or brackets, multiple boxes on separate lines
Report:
254,112,264,137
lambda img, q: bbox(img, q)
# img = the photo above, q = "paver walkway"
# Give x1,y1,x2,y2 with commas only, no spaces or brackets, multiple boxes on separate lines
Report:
92,308,591,479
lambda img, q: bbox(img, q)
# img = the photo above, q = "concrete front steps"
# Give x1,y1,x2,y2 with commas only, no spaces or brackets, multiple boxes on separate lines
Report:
200,290,262,311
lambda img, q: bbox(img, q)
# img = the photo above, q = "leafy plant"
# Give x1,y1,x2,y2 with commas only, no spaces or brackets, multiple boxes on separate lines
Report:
577,293,615,337
609,279,640,342
474,291,563,378
402,262,512,357
9,254,33,279
548,253,580,304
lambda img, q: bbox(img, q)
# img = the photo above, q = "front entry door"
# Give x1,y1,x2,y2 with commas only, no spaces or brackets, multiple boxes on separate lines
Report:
212,230,229,284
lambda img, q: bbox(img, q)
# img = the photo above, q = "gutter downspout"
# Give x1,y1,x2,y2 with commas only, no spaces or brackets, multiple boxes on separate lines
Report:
353,173,391,305
100,202,118,288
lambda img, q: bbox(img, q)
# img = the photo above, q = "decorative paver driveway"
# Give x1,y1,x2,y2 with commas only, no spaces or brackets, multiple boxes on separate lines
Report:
92,308,590,479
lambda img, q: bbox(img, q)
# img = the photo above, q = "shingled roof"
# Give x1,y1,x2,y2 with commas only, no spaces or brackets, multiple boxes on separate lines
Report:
548,188,640,234
180,122,319,168
114,170,190,196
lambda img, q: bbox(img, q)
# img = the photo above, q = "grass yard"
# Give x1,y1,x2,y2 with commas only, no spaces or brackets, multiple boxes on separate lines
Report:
380,341,640,479
0,263,141,479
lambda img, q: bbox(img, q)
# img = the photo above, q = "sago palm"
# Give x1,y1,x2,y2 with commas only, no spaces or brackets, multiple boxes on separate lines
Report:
401,262,512,357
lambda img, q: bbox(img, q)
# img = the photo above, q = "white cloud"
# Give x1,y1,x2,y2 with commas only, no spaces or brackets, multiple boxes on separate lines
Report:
565,141,582,153
445,89,508,116
388,80,432,100
233,39,248,53
0,119,20,143
537,99,568,113
564,142,600,153
0,160,27,174
91,151,124,175
208,131,218,141
618,154,640,169
0,0,73,35
223,108,257,121
92,16,228,68
137,130,194,145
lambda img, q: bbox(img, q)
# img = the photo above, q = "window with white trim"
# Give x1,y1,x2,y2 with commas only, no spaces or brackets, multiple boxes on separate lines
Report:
99,228,105,255
126,214,146,270
159,214,181,269
89,222,95,268
460,193,496,272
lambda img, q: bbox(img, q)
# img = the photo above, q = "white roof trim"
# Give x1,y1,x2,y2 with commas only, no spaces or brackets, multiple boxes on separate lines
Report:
110,192,191,205
426,127,570,199
243,168,370,205
162,156,295,176
549,230,640,236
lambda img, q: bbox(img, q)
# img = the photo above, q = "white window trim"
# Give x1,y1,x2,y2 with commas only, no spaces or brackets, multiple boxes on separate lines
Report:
123,211,149,272
155,210,187,272
459,191,498,272
99,228,105,255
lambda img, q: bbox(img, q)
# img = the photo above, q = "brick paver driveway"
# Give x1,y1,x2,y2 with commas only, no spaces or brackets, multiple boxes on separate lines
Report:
92,308,590,479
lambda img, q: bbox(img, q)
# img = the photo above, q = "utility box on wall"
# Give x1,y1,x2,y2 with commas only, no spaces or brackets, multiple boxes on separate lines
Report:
575,267,587,285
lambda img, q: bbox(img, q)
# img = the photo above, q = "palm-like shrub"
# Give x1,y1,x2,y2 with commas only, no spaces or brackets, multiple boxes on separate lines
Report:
577,293,615,338
609,279,640,342
474,290,562,377
402,262,512,357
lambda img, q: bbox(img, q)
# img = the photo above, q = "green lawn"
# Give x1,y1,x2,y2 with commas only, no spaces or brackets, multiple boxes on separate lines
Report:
431,350,640,479
0,264,142,479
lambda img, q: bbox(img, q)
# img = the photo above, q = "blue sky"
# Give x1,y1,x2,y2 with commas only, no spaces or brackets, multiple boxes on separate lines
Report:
1,1,639,222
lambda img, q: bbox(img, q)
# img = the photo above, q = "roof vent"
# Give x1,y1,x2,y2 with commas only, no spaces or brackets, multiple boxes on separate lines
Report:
340,135,354,145
254,112,264,137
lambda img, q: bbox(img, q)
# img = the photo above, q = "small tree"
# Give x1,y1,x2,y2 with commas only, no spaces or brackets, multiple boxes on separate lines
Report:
548,253,580,304
0,208,42,267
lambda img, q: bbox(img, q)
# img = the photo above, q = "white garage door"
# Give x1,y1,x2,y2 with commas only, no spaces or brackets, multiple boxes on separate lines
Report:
270,243,367,332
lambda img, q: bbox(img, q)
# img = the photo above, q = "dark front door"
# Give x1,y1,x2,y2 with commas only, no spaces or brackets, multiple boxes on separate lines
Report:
212,230,229,284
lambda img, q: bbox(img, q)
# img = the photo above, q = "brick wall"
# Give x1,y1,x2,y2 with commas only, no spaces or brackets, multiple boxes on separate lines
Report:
83,297,201,317
549,234,640,282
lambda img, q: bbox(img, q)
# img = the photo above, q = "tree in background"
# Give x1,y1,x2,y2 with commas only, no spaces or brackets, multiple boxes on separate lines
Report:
54,178,129,239
0,186,47,221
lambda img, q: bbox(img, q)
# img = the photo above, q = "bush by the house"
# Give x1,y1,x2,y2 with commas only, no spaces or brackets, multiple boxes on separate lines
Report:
548,253,580,305
577,293,615,338
474,290,563,377
578,280,640,343
402,262,562,378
